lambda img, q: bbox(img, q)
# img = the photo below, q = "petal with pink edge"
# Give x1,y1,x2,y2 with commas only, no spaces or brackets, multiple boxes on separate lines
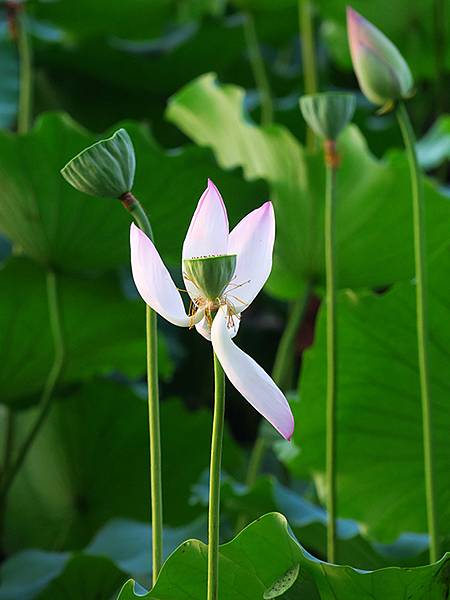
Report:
211,307,294,440
182,179,229,261
130,223,191,327
226,202,275,313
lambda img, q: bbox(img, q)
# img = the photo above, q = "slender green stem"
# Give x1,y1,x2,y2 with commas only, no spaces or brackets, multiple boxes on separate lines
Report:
324,147,337,564
121,192,162,581
147,305,163,583
0,271,64,497
208,352,226,600
396,101,439,563
298,0,318,150
243,12,273,126
17,10,33,134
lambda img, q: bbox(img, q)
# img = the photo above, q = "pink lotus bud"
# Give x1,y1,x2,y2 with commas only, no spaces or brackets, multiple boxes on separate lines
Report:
347,7,413,109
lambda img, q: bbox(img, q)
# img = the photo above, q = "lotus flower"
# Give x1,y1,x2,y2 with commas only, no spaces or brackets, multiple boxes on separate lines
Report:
347,7,413,108
130,180,294,440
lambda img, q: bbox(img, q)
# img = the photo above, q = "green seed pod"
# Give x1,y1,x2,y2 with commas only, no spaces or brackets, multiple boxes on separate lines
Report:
61,128,135,198
183,254,237,301
299,92,356,141
347,7,414,108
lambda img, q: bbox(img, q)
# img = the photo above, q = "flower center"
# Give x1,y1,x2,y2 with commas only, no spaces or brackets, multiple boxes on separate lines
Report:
183,254,237,302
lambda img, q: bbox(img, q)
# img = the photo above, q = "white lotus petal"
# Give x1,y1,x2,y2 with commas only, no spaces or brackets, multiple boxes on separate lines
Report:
211,307,294,440
130,223,190,327
226,202,275,312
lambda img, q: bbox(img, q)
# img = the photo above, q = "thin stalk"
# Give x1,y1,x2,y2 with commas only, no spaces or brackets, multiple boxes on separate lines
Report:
324,142,338,563
17,10,33,134
396,101,439,562
0,271,64,497
207,352,226,600
243,12,273,126
147,306,163,582
121,191,162,581
298,0,318,150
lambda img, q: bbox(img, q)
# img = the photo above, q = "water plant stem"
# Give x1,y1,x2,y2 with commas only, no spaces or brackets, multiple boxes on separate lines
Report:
207,352,226,600
121,192,162,581
324,140,338,563
243,12,273,126
17,9,32,134
299,0,318,150
396,101,439,563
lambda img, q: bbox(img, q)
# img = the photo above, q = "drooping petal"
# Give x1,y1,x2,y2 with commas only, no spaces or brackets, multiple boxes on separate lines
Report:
195,312,240,341
130,223,191,327
226,202,275,312
211,308,294,440
182,179,229,261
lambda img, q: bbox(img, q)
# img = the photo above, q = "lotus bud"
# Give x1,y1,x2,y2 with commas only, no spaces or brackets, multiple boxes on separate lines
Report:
347,7,414,110
61,128,135,199
299,92,356,142
183,255,237,301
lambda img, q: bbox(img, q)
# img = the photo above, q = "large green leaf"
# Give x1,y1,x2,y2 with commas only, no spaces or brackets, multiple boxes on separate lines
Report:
5,381,241,552
118,512,450,600
0,112,265,273
166,73,450,298
0,258,160,407
288,248,450,541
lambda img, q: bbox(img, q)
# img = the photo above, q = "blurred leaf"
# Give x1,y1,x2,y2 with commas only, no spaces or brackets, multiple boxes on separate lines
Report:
289,248,450,541
29,0,220,41
0,13,19,129
416,115,450,170
5,383,242,551
36,555,124,600
0,517,206,600
86,516,207,582
0,550,69,600
0,112,266,273
118,512,450,600
192,473,429,569
0,258,155,407
167,73,450,298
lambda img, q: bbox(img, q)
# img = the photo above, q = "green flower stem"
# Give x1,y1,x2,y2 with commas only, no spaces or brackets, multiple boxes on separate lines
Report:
298,0,318,150
0,270,64,498
396,101,439,563
208,351,226,600
120,191,162,581
17,9,33,134
243,12,273,126
324,142,338,564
